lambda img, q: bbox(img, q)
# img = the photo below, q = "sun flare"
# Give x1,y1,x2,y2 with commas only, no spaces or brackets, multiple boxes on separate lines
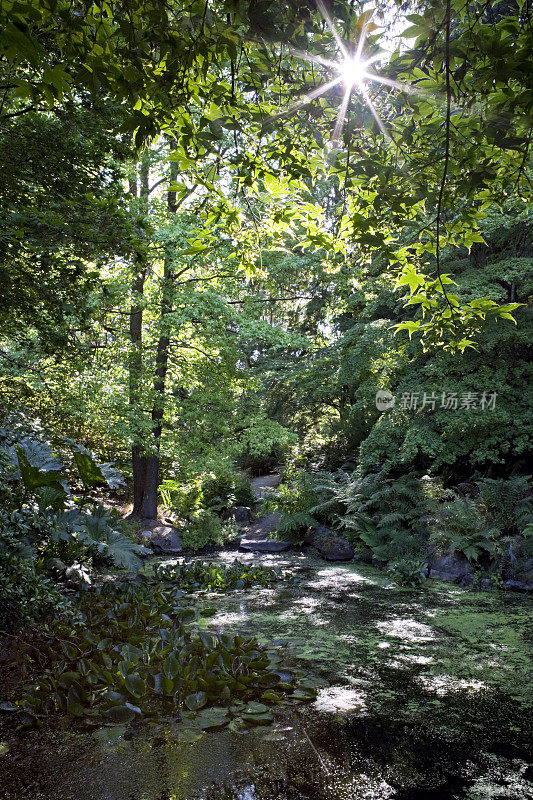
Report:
276,2,413,147
340,56,366,88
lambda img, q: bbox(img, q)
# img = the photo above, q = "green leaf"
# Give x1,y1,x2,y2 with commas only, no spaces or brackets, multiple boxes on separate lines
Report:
15,444,66,494
199,607,217,617
73,450,108,489
104,705,137,724
194,707,230,730
124,674,146,699
184,691,207,711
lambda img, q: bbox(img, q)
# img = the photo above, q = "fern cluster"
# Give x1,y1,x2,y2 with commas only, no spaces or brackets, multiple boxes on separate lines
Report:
311,470,438,563
259,467,319,541
309,469,533,574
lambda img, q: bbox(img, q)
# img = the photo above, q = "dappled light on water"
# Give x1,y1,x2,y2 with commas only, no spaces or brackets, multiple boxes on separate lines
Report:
1,556,530,800
314,686,367,714
375,617,436,643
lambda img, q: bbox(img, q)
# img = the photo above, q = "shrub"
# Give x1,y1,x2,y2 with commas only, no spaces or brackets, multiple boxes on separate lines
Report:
160,469,254,519
429,495,498,563
260,468,319,541
475,475,532,535
312,470,443,563
180,509,238,551
0,555,69,634
0,431,149,587
387,558,427,588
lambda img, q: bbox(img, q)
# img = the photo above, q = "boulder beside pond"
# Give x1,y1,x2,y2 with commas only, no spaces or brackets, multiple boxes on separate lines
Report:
318,536,355,562
224,506,251,524
302,524,331,546
429,553,473,584
148,525,183,554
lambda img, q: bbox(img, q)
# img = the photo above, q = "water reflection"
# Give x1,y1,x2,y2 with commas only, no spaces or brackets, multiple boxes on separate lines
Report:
0,555,531,800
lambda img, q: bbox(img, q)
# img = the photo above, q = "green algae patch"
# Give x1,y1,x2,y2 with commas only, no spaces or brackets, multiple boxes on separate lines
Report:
431,601,533,704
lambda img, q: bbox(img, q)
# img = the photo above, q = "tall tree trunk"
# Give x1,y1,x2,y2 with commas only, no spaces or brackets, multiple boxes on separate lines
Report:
129,158,149,517
138,145,179,519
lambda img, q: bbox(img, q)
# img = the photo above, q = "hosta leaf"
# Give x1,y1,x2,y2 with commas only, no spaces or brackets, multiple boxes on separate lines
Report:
104,705,137,724
195,708,229,730
124,674,146,699
184,691,207,711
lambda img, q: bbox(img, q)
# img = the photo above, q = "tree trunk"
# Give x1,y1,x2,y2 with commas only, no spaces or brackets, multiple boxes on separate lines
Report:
130,144,178,519
129,158,149,517
139,145,179,518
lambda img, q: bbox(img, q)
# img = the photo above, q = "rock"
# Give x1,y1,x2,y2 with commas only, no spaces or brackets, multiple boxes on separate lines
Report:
149,525,182,554
429,553,474,584
513,558,533,586
224,506,251,524
239,539,292,553
303,524,331,546
65,563,91,586
503,579,533,593
318,536,355,562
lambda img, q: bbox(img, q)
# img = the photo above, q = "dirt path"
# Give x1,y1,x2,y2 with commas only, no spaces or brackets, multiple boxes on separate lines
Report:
240,474,290,552
249,473,282,500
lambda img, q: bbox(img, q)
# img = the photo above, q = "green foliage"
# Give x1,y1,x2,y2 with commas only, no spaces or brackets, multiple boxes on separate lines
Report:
0,110,132,349
0,551,70,635
428,478,532,570
0,0,531,601
429,496,501,563
180,510,237,552
0,430,148,581
312,468,531,576
152,559,284,593
313,470,440,563
76,507,149,570
73,446,125,492
261,468,319,541
475,476,532,535
160,469,253,519
386,558,427,588
7,565,315,725
160,468,252,550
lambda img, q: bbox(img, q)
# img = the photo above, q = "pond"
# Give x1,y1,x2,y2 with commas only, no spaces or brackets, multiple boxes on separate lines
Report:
1,554,531,799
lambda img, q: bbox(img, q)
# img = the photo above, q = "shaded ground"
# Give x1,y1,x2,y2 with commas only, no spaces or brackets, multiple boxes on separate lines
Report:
249,474,282,500
0,554,531,799
240,512,283,542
